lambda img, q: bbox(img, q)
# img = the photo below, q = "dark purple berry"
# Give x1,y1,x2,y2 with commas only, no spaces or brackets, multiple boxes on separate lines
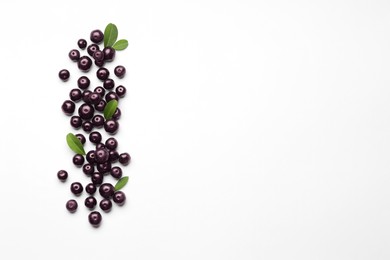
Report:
86,150,96,164
104,119,119,134
105,138,118,150
115,85,126,98
119,153,131,165
90,29,104,44
113,191,126,205
70,182,83,195
75,134,86,144
93,50,104,61
82,121,94,132
109,150,120,163
78,56,92,71
103,47,116,61
78,39,87,49
99,183,115,199
95,60,105,67
112,108,121,120
105,91,119,102
89,131,102,144
95,100,106,112
69,88,82,102
92,115,104,128
97,162,112,174
61,100,75,115
85,196,97,209
57,170,68,181
96,67,109,80
91,172,103,185
94,86,106,96
78,103,94,120
96,143,106,150
59,69,70,81
82,90,92,104
66,199,78,213
68,49,80,61
77,76,90,90
95,148,109,164
110,166,122,179
99,199,112,212
88,211,102,227
86,183,97,194
103,79,115,90
73,154,84,167
114,65,126,78
70,116,82,129
87,44,99,56
89,93,102,105
83,163,94,176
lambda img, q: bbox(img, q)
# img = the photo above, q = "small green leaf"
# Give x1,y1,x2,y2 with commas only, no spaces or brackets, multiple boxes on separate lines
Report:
104,23,118,47
104,100,118,120
115,176,129,191
66,133,85,155
112,39,128,50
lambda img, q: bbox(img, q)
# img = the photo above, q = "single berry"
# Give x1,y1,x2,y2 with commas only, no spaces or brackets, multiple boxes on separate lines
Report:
88,211,102,227
96,143,106,150
99,183,115,198
113,191,126,205
115,85,126,98
82,90,92,104
78,103,95,120
70,116,82,129
112,108,121,120
78,39,87,49
69,88,82,102
103,47,116,61
93,50,105,62
92,115,104,127
89,93,102,105
97,162,112,174
105,91,119,102
83,163,94,176
119,153,131,165
96,68,109,80
90,29,104,44
70,182,83,195
61,100,75,115
94,86,106,96
114,65,126,78
75,133,86,144
103,79,115,90
110,166,122,179
86,183,97,194
77,76,90,90
85,196,97,209
99,199,112,212
91,172,103,185
95,148,109,164
87,44,99,56
105,138,118,150
73,154,84,166
68,49,80,61
82,121,94,132
109,150,120,163
57,170,68,181
66,199,78,213
86,150,96,164
89,131,102,144
104,119,119,134
78,56,92,71
95,100,106,112
59,69,70,81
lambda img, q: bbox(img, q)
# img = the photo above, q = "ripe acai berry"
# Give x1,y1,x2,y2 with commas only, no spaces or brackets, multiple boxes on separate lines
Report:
69,88,82,102
75,133,86,144
95,100,106,112
61,100,75,115
70,116,82,129
97,162,111,174
78,103,95,120
103,47,116,61
78,39,87,49
89,131,102,144
109,150,120,163
78,56,92,71
70,182,83,195
57,170,68,181
114,65,126,78
90,29,104,44
115,85,126,98
113,191,126,205
87,44,99,56
99,199,112,212
93,50,104,62
119,153,131,165
86,183,97,194
82,163,94,176
77,76,90,90
85,196,97,209
99,183,115,198
105,92,119,102
58,69,70,81
86,150,96,164
105,137,118,150
103,79,115,90
96,67,109,80
73,154,85,166
110,166,122,179
95,148,109,163
104,119,119,134
92,115,104,128
91,172,104,185
94,86,106,96
88,211,102,227
69,49,80,61
66,199,78,213
82,121,94,132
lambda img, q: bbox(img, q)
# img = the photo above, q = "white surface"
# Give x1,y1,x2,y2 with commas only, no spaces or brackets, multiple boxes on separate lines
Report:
0,0,390,259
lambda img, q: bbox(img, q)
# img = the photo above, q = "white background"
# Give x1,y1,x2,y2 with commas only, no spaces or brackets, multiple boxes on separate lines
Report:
0,0,390,259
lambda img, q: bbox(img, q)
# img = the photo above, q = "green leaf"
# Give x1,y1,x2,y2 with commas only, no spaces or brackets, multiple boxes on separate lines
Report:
104,100,118,120
115,176,129,191
104,23,118,47
66,133,85,155
112,39,128,50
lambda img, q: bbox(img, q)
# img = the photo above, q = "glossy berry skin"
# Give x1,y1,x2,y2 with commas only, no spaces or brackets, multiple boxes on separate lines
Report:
103,79,115,90
57,170,68,181
82,121,94,132
69,88,82,102
96,143,106,150
75,133,86,144
61,100,75,115
115,85,126,98
77,76,90,90
73,154,85,166
70,116,82,129
59,69,70,81
82,90,92,104
97,162,112,174
90,29,104,44
112,108,121,120
114,65,126,78
105,138,118,150
86,183,97,194
105,92,119,102
86,150,96,164
69,49,80,61
119,153,131,165
87,44,99,56
89,93,102,105
103,47,116,61
70,182,83,195
96,68,109,80
95,148,109,164
85,196,97,209
91,172,103,185
104,119,119,134
92,115,104,128
78,56,93,71
94,86,105,96
93,50,104,62
83,163,94,176
78,103,95,120
99,199,112,212
110,166,122,179
109,150,120,163
99,183,115,199
95,59,105,67
89,131,102,144
78,39,87,49
95,100,106,112
113,191,126,205
88,211,102,227
66,199,78,213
